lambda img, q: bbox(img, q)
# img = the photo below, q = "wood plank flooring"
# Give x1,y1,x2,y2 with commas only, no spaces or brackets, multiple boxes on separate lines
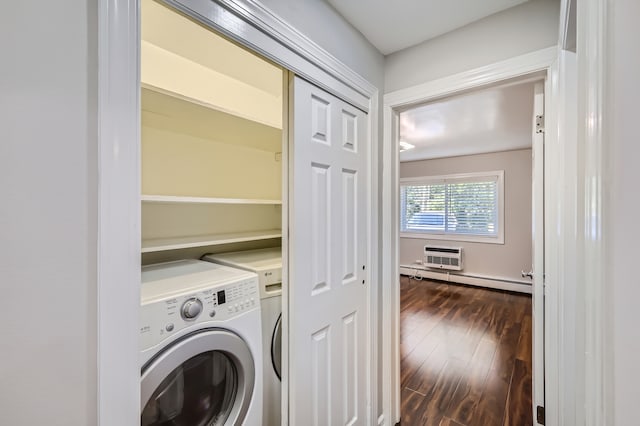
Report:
400,276,533,426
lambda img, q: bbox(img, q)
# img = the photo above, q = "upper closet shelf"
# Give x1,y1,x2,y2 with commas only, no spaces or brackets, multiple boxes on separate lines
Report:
141,38,282,129
141,195,282,205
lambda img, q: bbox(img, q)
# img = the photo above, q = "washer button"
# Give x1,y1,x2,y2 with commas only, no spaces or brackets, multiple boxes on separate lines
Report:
165,323,174,332
209,310,216,318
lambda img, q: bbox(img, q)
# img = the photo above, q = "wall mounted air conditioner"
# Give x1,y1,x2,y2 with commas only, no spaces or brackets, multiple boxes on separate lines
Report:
424,245,464,271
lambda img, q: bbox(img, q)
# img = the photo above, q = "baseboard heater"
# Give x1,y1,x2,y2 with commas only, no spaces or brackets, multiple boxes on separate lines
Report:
399,264,532,294
424,245,463,271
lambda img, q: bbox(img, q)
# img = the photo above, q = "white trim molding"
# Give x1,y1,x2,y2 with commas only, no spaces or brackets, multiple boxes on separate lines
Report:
97,0,141,425
219,0,376,98
163,0,373,112
384,46,557,109
559,0,577,52
381,47,557,425
578,0,613,424
98,0,380,425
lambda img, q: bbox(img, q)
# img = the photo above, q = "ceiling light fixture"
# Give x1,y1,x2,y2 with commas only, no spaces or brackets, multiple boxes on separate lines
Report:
399,141,415,152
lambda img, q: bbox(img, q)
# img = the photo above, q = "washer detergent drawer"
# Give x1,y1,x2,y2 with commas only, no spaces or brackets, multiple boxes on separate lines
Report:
259,267,282,299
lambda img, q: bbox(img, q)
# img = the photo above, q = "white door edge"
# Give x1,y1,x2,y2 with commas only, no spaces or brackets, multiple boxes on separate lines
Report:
532,81,545,423
97,1,380,425
97,1,141,425
381,47,557,425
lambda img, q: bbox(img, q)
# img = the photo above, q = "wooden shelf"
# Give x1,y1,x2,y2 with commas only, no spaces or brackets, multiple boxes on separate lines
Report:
142,87,282,154
141,195,282,205
141,229,282,253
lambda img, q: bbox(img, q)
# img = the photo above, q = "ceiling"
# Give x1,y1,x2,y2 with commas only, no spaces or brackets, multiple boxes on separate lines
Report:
326,0,529,55
399,81,536,162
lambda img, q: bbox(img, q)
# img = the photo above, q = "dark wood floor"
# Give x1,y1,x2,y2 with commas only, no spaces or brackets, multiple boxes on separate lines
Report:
400,276,533,426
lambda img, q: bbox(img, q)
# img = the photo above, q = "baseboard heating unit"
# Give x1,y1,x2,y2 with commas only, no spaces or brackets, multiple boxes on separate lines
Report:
399,264,532,295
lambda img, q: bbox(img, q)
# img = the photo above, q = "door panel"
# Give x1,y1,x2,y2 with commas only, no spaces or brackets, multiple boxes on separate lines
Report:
311,326,331,424
342,311,358,425
342,170,357,284
289,76,368,425
310,162,330,294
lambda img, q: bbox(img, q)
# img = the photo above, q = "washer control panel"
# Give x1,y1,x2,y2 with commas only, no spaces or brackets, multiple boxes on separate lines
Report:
140,276,259,350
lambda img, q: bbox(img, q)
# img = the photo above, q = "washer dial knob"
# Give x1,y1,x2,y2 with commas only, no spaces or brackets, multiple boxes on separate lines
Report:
181,298,203,320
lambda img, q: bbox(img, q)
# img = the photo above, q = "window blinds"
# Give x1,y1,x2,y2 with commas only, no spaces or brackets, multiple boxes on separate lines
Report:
400,174,500,237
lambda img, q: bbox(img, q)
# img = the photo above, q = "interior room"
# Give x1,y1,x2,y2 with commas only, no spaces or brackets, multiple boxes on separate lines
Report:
8,0,640,425
396,80,538,425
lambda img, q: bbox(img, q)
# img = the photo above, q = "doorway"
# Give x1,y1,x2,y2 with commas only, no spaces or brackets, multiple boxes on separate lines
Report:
381,55,555,425
397,79,540,425
97,0,381,423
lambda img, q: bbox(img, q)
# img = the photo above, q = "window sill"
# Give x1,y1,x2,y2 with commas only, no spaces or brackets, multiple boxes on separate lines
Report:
400,232,505,245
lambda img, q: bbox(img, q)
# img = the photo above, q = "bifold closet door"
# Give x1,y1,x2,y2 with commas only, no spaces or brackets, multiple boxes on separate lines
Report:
288,76,368,425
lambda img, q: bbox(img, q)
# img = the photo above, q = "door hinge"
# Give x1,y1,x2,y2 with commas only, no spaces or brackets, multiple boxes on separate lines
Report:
536,405,545,425
535,115,545,133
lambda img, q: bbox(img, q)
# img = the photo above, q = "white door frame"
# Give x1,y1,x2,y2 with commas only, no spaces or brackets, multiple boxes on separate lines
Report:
577,0,614,423
381,46,558,425
97,1,379,425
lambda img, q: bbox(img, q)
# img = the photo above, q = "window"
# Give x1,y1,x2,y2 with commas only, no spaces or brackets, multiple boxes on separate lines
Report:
400,171,504,244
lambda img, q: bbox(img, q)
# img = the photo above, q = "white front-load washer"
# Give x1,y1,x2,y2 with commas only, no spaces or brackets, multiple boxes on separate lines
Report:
140,259,263,426
202,248,282,426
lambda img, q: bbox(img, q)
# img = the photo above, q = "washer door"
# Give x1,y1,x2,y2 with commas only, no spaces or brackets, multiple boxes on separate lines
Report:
141,329,255,426
271,313,282,381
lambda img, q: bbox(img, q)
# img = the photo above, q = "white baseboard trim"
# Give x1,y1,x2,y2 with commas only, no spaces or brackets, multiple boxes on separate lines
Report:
399,265,532,294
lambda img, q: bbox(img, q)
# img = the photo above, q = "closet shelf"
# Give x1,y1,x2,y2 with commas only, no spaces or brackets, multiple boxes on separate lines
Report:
141,230,282,253
141,195,282,205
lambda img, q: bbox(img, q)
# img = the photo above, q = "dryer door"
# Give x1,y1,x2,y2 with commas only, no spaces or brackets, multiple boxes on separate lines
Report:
141,329,255,426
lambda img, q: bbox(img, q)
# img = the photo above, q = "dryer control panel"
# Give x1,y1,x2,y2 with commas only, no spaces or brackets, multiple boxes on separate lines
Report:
140,276,259,351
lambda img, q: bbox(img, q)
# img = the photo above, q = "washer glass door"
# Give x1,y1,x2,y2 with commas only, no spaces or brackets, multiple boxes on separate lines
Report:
141,329,255,426
141,351,236,426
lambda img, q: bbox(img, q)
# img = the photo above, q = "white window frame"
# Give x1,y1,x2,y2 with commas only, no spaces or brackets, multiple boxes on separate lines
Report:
399,170,505,244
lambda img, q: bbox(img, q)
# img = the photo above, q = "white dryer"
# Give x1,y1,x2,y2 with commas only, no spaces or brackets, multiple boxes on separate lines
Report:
203,248,282,426
140,259,263,426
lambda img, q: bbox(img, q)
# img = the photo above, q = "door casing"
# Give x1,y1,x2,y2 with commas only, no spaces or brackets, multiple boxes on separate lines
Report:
381,46,558,425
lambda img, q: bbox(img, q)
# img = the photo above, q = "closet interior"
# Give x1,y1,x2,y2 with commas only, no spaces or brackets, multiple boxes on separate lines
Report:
140,0,284,266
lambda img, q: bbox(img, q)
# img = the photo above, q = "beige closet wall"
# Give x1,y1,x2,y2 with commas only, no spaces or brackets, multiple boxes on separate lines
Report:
400,149,532,284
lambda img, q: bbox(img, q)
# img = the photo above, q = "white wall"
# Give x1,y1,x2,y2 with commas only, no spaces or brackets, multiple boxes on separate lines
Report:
400,149,532,283
0,2,98,426
610,0,640,423
385,0,560,92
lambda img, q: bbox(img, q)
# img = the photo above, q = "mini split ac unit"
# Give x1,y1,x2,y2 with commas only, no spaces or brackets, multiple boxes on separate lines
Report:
424,245,464,271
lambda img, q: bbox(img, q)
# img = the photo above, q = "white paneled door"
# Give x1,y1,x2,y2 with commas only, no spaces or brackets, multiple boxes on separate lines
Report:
289,76,368,425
